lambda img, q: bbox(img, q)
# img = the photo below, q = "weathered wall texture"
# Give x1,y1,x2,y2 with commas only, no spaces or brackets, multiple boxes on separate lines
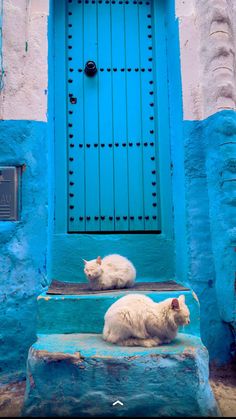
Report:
177,0,236,120
175,0,203,120
0,0,49,121
183,113,235,363
0,121,49,382
0,0,49,382
175,0,236,362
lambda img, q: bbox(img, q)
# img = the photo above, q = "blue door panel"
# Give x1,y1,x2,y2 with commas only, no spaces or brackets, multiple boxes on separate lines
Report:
98,3,114,231
111,2,129,231
83,3,100,231
68,2,85,231
67,0,161,232
139,3,159,230
125,2,144,231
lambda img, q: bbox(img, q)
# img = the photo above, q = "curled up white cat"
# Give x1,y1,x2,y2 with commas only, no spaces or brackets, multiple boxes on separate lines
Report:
103,294,190,347
83,254,136,291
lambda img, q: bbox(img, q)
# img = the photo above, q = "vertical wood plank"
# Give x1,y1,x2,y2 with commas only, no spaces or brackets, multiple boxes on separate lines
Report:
138,1,159,231
98,1,114,231
111,1,129,231
54,0,68,233
83,1,100,231
153,0,173,236
125,2,144,230
68,0,85,232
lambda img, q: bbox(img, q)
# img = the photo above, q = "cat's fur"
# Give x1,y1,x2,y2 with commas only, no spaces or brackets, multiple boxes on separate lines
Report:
83,254,136,290
103,294,190,347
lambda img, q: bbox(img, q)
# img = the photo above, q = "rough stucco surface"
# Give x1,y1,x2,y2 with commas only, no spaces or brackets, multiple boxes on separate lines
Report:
22,333,219,417
176,0,236,120
183,110,236,364
204,111,236,323
176,0,203,120
0,121,49,382
0,0,49,121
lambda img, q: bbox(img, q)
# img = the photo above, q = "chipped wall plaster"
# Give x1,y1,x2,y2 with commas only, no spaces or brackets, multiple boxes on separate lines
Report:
0,0,49,121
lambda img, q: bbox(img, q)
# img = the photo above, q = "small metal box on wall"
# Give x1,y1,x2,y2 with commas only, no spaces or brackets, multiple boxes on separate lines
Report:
0,166,21,221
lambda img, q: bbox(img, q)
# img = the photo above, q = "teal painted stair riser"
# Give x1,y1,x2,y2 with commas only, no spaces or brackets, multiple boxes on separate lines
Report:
51,233,175,283
22,333,220,417
37,289,200,335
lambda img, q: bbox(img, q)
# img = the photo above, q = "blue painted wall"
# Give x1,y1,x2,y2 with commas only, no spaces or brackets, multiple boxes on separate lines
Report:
0,121,49,383
165,0,235,365
182,112,235,364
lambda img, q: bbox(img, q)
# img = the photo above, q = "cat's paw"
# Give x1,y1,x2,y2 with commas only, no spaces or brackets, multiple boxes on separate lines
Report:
143,339,159,347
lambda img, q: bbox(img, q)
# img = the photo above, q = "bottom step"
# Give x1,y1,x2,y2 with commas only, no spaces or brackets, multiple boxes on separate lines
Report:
22,333,219,417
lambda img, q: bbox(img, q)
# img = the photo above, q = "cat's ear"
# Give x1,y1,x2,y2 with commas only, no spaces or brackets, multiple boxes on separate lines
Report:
82,258,88,265
178,295,185,304
171,298,180,310
96,256,102,265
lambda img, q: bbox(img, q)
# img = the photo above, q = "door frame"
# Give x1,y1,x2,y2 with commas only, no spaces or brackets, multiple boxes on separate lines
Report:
50,0,175,283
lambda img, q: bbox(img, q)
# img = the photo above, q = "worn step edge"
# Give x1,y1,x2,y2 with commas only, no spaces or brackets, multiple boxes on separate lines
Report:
23,333,220,417
32,332,204,358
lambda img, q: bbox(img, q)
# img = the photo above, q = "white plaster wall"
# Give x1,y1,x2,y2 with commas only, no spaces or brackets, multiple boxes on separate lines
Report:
0,0,49,121
176,0,236,120
176,0,203,120
1,0,235,122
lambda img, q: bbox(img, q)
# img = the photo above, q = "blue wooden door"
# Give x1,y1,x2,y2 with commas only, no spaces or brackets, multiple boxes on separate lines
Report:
66,0,160,232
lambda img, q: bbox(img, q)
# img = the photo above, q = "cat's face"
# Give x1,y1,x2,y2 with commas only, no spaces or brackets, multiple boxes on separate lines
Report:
84,256,102,280
171,295,190,326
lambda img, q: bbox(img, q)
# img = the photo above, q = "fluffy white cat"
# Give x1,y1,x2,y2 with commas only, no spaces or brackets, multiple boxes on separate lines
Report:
83,254,136,290
103,294,190,347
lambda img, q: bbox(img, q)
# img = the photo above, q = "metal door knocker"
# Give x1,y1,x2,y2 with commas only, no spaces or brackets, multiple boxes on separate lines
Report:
84,60,97,76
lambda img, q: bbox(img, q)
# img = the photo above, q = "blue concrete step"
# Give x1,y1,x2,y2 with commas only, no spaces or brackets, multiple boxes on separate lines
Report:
37,288,200,335
23,332,219,417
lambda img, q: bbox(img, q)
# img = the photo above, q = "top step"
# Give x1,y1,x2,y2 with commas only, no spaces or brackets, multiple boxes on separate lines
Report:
37,280,200,336
46,279,189,295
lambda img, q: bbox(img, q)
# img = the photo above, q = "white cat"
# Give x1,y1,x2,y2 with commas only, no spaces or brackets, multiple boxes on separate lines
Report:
103,294,190,347
83,254,136,291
